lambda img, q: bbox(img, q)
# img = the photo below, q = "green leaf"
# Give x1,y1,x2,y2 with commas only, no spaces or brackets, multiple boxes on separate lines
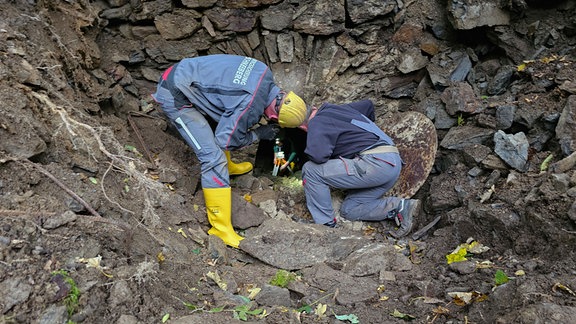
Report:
540,154,554,172
89,177,98,184
236,311,247,321
124,144,137,152
494,269,509,285
162,313,170,323
182,302,197,310
208,306,224,313
335,313,359,323
390,309,416,320
297,304,313,314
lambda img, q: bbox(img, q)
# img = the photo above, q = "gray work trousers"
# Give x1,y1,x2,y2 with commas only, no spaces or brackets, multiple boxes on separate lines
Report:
152,86,229,188
302,152,402,224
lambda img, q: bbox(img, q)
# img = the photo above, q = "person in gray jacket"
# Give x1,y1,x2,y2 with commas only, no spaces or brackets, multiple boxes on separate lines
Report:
152,54,309,248
301,99,420,237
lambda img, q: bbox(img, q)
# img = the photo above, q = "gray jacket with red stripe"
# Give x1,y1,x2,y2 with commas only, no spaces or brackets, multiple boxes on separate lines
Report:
153,54,281,150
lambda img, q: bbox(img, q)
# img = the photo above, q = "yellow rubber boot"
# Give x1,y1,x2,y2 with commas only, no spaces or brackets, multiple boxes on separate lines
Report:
225,151,253,176
204,187,244,248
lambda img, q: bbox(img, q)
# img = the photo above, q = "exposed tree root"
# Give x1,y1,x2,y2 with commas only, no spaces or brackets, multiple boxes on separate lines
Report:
29,89,164,227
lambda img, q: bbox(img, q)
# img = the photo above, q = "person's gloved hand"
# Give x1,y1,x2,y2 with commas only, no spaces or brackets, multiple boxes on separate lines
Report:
253,124,279,141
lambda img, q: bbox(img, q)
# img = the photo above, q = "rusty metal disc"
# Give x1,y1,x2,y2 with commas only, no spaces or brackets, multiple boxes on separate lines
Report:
376,111,437,198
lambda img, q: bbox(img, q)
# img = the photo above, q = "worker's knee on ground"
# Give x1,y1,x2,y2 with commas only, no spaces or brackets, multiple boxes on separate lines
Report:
339,203,361,221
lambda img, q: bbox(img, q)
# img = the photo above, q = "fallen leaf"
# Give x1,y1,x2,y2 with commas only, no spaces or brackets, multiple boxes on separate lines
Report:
494,269,509,286
446,247,467,264
334,313,359,323
177,228,188,238
390,309,415,320
76,255,113,278
157,252,165,263
206,271,227,291
552,282,576,297
448,291,488,306
248,287,261,299
315,303,327,317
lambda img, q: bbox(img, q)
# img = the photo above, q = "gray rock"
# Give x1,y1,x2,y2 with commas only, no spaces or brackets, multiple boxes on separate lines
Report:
448,0,510,30
0,277,32,313
494,130,529,172
487,66,515,95
346,0,396,24
440,126,494,150
556,95,576,155
496,105,516,130
301,263,378,305
342,243,413,276
260,3,294,31
154,10,201,41
254,284,291,307
37,305,68,324
441,82,482,115
293,0,345,35
42,210,78,230
240,219,368,270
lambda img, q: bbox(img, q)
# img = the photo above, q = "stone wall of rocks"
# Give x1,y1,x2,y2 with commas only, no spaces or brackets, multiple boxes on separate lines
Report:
91,0,475,113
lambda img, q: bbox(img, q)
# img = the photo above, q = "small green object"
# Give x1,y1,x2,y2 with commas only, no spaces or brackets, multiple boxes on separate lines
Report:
540,154,554,172
335,313,359,323
297,304,313,314
51,270,81,317
124,144,137,152
269,269,296,288
457,114,465,126
191,248,201,254
162,313,170,323
182,302,197,310
89,177,98,184
494,269,509,285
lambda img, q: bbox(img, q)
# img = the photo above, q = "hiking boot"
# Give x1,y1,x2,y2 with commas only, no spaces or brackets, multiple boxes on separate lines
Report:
323,219,337,228
389,199,420,238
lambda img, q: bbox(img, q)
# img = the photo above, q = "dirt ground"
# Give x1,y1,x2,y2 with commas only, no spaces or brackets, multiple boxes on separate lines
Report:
1,0,576,324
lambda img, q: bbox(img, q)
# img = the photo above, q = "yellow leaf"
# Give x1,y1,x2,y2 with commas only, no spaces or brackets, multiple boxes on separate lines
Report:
157,252,165,263
206,271,227,291
315,303,327,317
243,193,252,203
248,287,261,299
177,228,188,238
379,295,389,301
515,269,525,276
517,63,526,72
193,204,199,212
446,247,467,264
552,282,576,297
